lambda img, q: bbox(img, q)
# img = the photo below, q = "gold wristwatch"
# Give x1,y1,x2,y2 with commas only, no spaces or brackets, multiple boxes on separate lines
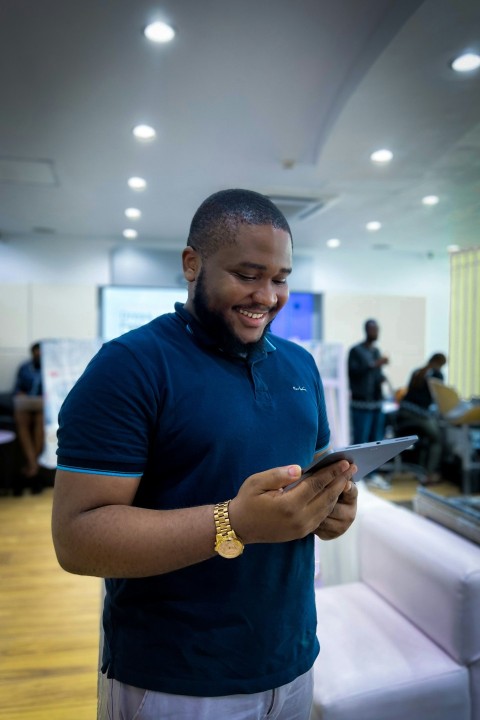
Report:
214,500,244,558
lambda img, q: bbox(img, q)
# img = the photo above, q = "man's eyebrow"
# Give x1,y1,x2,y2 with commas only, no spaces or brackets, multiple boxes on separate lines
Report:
236,261,292,275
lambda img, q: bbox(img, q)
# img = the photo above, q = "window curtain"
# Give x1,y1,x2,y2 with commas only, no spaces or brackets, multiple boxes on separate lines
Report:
449,248,480,398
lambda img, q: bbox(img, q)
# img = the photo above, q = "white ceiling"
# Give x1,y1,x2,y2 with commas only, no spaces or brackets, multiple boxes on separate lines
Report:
1,0,479,258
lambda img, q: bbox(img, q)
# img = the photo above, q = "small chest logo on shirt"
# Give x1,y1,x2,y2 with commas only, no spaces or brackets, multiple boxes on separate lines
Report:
293,386,307,392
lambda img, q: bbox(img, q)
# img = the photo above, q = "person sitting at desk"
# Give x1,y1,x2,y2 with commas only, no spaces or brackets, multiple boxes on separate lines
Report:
13,341,44,484
396,353,447,485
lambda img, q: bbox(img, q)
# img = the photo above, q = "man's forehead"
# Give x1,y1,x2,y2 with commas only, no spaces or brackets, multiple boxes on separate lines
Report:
211,225,291,261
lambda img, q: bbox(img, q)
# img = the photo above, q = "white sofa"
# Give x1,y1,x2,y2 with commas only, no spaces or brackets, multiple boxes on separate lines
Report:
312,499,480,720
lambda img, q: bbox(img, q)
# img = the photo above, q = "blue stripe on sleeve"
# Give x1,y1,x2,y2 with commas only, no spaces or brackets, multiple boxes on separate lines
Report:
56,464,142,477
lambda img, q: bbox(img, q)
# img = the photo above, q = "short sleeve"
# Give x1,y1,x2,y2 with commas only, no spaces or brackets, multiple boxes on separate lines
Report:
56,341,159,476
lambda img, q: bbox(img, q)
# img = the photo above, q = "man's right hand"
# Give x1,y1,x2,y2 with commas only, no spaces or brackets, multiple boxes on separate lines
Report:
228,460,357,545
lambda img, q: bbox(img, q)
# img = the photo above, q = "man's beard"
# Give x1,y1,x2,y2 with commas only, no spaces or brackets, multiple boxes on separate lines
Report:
193,269,271,356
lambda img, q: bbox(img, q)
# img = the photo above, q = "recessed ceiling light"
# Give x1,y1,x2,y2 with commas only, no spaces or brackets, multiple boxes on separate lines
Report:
422,195,439,206
447,244,460,253
326,238,341,248
123,229,138,240
370,149,393,164
366,221,382,231
144,21,175,43
125,208,141,220
451,52,480,73
133,124,156,141
128,176,147,191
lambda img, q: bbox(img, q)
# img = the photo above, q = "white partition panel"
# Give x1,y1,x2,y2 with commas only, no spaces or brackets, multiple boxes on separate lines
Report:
41,338,102,468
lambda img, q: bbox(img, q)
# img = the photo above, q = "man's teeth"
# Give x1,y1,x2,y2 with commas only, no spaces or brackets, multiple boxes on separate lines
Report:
238,309,265,319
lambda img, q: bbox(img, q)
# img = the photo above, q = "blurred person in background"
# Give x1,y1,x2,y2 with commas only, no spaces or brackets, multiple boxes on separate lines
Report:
348,319,389,444
13,341,44,489
396,352,447,484
348,319,390,490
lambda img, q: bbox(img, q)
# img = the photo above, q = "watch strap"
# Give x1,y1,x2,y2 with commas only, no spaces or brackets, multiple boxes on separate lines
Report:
214,500,244,557
214,500,234,539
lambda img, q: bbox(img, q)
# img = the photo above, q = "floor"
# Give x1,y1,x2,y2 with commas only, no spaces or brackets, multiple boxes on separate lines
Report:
366,470,462,507
0,487,101,720
368,456,462,508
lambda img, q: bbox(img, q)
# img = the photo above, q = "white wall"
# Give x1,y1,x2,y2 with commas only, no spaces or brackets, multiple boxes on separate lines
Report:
310,247,450,358
323,293,426,391
0,236,450,391
0,236,108,389
0,283,98,390
308,247,450,389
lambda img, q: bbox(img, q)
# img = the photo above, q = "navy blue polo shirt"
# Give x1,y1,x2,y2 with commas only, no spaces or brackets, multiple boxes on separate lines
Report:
57,303,330,697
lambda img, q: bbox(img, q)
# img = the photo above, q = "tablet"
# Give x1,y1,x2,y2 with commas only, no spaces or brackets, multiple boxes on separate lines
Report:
300,435,418,482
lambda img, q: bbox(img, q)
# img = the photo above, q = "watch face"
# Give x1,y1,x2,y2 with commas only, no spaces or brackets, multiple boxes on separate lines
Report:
217,537,244,558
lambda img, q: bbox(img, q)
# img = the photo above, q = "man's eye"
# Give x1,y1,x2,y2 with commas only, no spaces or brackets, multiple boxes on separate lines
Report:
274,278,288,285
236,273,256,281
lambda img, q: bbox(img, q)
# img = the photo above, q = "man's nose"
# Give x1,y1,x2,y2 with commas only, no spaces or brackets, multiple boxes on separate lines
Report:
251,283,277,308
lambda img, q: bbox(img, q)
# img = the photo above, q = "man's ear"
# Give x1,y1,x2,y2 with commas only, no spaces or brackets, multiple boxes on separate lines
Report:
182,246,201,282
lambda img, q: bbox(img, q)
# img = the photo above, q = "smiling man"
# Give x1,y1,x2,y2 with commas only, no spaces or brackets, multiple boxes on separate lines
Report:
185,204,292,354
52,189,357,720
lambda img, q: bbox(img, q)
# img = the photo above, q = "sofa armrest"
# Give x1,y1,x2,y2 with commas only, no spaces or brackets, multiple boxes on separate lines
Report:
359,504,480,664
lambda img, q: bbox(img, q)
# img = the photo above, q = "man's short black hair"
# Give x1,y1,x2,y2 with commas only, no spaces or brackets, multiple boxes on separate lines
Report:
364,319,378,332
187,189,292,258
429,352,447,365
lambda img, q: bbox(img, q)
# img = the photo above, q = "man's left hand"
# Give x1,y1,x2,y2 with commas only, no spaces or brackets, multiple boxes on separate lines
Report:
314,479,358,540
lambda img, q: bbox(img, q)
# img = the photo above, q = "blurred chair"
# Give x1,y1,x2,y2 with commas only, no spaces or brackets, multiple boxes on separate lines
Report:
381,394,428,484
428,380,462,416
428,378,480,494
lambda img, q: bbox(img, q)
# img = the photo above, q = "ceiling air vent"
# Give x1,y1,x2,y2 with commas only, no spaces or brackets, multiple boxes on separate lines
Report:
266,192,334,221
0,157,57,186
32,226,56,235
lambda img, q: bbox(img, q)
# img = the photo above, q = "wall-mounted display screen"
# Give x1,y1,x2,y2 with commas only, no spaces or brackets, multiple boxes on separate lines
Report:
100,286,187,340
100,287,321,343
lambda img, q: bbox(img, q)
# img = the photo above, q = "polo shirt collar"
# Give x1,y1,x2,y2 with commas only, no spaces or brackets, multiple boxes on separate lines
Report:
174,302,276,361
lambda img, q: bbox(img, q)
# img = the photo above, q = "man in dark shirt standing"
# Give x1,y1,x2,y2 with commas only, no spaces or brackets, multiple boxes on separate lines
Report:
348,319,389,445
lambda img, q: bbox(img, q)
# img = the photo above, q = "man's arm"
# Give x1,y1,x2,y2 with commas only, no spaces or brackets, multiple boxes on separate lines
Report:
52,460,357,578
52,469,217,578
409,365,430,389
13,363,27,394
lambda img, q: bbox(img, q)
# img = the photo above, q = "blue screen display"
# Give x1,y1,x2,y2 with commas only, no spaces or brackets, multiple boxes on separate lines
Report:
270,292,316,341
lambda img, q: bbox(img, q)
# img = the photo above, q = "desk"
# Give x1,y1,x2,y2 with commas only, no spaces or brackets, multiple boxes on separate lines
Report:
0,429,17,493
428,380,480,493
0,430,16,444
414,487,480,545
